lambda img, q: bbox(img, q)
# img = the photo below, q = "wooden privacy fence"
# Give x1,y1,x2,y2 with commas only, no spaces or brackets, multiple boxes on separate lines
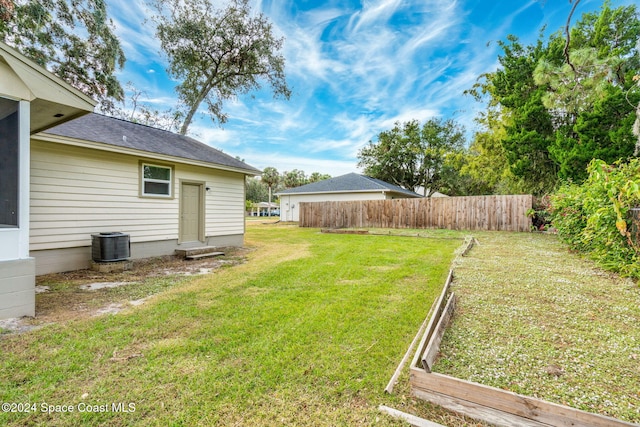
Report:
299,195,533,232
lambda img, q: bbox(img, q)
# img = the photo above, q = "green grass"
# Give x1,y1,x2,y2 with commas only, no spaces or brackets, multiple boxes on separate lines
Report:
0,224,462,426
436,232,640,423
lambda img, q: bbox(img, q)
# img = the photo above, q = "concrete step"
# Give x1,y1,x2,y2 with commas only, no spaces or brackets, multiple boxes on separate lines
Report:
175,246,225,259
184,251,224,260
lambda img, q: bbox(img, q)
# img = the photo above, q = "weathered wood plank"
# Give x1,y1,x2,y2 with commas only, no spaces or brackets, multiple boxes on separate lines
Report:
378,405,447,427
410,270,453,371
412,389,549,427
421,292,456,372
410,369,639,427
460,236,476,257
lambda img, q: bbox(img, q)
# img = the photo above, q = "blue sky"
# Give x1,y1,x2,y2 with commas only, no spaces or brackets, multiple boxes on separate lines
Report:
107,0,634,177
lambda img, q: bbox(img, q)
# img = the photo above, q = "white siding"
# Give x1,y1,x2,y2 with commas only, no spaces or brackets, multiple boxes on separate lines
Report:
177,165,246,237
30,140,246,251
279,192,387,222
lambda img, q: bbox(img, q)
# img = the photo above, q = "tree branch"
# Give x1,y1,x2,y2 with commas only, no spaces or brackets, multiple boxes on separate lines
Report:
564,0,581,73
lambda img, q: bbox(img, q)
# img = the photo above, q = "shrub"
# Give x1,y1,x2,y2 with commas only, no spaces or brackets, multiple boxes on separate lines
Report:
528,195,553,231
550,159,640,279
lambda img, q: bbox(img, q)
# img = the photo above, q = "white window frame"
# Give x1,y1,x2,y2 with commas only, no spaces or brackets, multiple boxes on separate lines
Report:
140,162,173,198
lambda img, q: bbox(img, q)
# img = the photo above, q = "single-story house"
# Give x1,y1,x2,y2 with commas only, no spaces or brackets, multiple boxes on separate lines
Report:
248,202,279,217
275,173,422,222
32,113,260,275
0,41,260,320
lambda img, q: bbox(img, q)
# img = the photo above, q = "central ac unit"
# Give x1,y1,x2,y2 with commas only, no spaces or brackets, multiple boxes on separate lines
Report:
91,232,130,262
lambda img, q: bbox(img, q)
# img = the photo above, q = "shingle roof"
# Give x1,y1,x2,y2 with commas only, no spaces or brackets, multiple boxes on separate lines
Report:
41,113,261,174
276,173,422,198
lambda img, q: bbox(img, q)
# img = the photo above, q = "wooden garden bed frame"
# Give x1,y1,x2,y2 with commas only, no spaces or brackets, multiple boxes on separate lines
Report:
409,268,639,427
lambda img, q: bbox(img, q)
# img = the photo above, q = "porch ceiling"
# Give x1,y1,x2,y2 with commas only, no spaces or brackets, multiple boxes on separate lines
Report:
0,42,96,133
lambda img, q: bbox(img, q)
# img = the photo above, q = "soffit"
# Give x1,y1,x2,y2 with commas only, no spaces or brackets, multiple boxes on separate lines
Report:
0,42,96,133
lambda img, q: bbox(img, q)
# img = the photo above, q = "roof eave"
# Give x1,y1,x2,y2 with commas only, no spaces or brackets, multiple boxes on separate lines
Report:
275,189,422,198
275,189,388,196
0,41,96,133
34,133,261,176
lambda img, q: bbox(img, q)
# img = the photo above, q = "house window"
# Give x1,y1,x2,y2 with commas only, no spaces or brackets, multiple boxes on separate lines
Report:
0,97,19,227
141,163,173,197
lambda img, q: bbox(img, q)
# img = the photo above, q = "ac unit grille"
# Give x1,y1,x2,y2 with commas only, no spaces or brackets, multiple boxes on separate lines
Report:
91,233,130,262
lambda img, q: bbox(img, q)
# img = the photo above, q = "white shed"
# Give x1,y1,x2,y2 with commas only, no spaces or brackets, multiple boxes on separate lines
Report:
275,173,422,222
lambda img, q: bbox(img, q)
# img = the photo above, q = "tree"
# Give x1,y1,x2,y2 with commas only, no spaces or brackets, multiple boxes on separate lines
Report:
261,167,279,216
109,83,183,132
0,0,125,111
152,0,291,135
460,108,526,195
468,2,639,193
358,118,465,196
533,2,640,181
308,172,331,183
550,85,638,181
245,176,268,203
485,35,560,194
282,169,307,189
634,74,640,157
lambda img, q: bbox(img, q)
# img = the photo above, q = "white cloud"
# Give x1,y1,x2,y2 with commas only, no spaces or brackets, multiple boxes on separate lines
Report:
281,24,346,82
348,0,402,33
241,151,359,177
189,124,239,149
109,0,607,179
109,0,160,64
378,108,442,130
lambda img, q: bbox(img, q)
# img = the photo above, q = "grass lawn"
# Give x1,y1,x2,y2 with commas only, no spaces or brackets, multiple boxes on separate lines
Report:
436,232,640,423
0,223,465,426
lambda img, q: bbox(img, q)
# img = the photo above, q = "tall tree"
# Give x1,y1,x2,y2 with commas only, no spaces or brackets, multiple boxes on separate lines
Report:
634,73,640,156
460,107,526,195
282,169,307,189
533,2,640,181
358,120,421,191
109,83,183,132
0,0,125,111
308,172,331,183
261,167,279,215
153,0,291,135
469,2,639,192
488,35,559,194
245,176,268,203
358,118,465,196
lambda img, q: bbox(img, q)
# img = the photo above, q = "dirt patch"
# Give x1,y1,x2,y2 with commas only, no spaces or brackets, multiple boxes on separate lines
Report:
0,317,46,334
80,281,141,291
1,248,248,335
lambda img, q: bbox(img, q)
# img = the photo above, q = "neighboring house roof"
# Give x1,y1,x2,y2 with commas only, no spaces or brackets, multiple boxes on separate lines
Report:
38,113,261,175
255,202,279,208
276,173,422,198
